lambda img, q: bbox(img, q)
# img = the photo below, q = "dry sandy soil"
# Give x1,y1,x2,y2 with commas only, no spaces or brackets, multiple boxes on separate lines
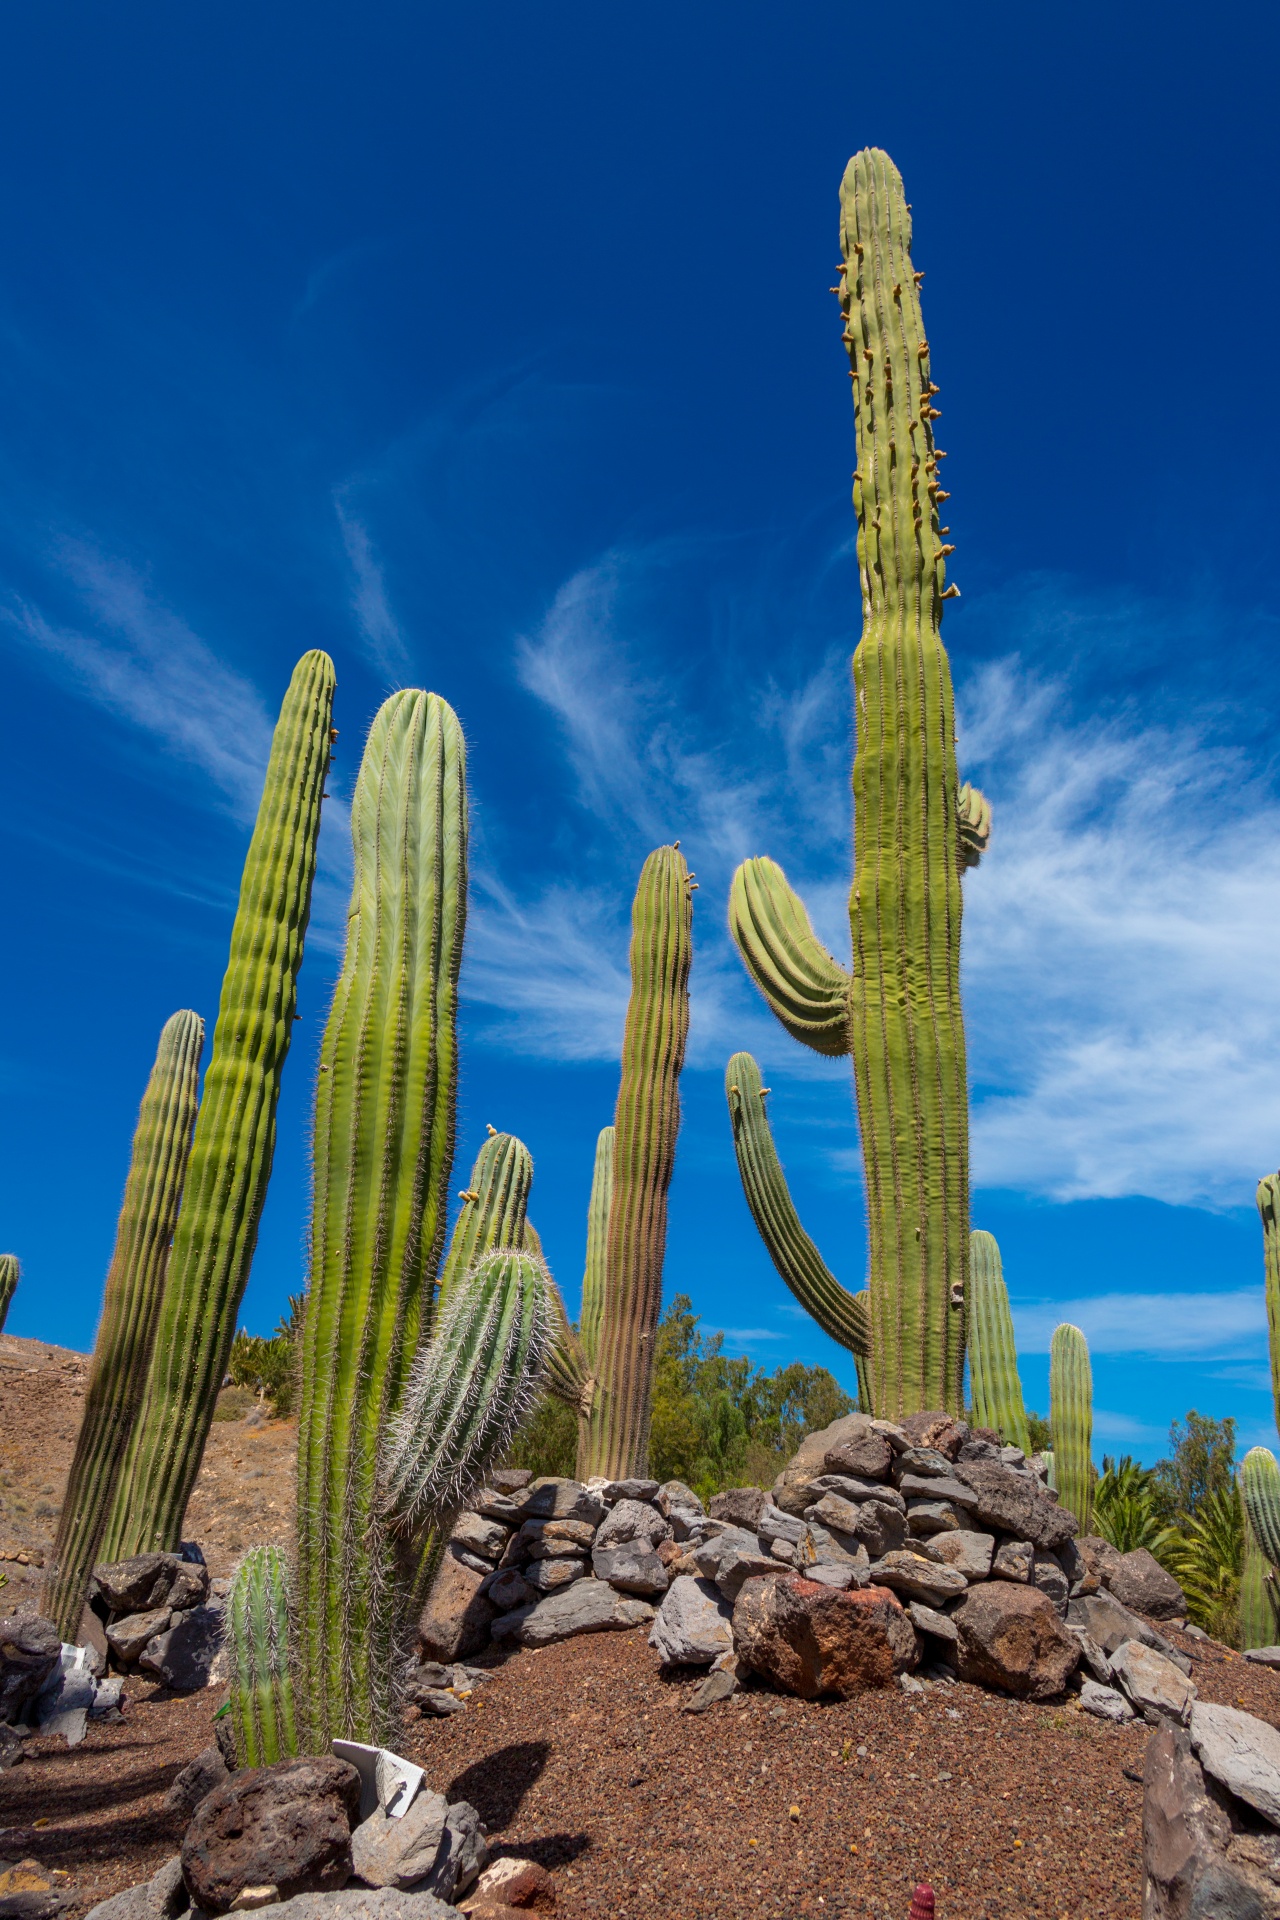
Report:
4,1333,1279,1920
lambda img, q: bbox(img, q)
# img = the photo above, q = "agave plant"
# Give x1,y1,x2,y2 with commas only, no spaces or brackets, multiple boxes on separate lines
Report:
1093,1455,1179,1557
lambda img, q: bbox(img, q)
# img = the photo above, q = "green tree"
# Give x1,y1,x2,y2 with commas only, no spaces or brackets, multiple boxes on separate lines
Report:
1094,1455,1179,1556
1153,1412,1237,1522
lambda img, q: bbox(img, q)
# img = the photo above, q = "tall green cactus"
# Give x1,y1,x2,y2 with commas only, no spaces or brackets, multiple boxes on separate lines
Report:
1242,1447,1280,1568
1258,1174,1280,1437
581,847,693,1480
46,1011,205,1640
725,1051,871,1412
227,1545,297,1766
579,1125,614,1371
102,651,335,1560
0,1256,18,1337
296,688,467,1751
1241,1513,1280,1651
728,151,986,1420
1049,1323,1093,1532
967,1230,1031,1454
437,1129,532,1313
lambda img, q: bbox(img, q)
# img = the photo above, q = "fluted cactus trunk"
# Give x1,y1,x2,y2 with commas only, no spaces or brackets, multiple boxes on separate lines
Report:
1049,1323,1093,1532
579,1125,614,1371
967,1230,1031,1454
1259,1175,1280,1438
437,1130,532,1312
1241,1512,1280,1651
841,151,970,1417
0,1257,18,1336
725,1051,871,1411
102,652,335,1560
1242,1447,1280,1568
46,1011,205,1639
581,847,693,1480
227,1545,297,1765
296,689,466,1752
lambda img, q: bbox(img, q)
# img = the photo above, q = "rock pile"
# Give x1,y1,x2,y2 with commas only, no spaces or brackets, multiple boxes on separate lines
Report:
88,1548,225,1691
422,1413,1189,1712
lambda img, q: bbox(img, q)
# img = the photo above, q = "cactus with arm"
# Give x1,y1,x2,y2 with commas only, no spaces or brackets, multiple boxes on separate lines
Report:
296,688,466,1751
728,151,985,1419
580,848,693,1480
967,1230,1031,1454
725,1051,871,1411
102,651,335,1559
46,1011,205,1639
1049,1323,1093,1532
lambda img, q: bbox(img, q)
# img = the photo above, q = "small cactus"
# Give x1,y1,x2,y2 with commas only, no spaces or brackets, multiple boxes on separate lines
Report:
0,1256,18,1337
967,1230,1031,1454
227,1545,298,1766
1049,1324,1093,1532
1258,1173,1280,1434
908,1887,936,1920
1242,1446,1280,1568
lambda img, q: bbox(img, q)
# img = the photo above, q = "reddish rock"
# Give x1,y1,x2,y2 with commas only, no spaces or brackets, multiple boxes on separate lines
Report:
899,1413,967,1461
418,1553,497,1662
731,1574,917,1699
951,1582,1080,1700
181,1757,361,1914
464,1857,556,1911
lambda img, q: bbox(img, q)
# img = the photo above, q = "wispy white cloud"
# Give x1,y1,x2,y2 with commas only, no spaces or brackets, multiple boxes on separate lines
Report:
334,500,411,678
1092,1408,1167,1445
1012,1287,1265,1356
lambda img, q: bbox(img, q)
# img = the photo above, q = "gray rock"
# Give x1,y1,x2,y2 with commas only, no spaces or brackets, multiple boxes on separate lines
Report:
804,1475,906,1512
427,1802,486,1905
1031,1550,1070,1615
691,1526,756,1580
83,1858,188,1920
823,1430,894,1483
491,1577,654,1648
1069,1594,1192,1672
515,1517,597,1560
1244,1647,1280,1669
90,1554,187,1616
513,1477,606,1527
524,1556,588,1594
648,1575,734,1666
164,1743,231,1818
267,1894,459,1920
33,1643,98,1745
1079,1678,1136,1723
833,1498,906,1560
927,1530,995,1581
449,1512,509,1563
106,1606,173,1664
794,1523,864,1573
0,1722,25,1768
601,1478,661,1504
447,1548,492,1576
799,1562,860,1590
991,1538,1034,1583
867,1552,968,1606
140,1603,225,1690
906,1502,963,1537
1057,1538,1099,1599
182,1756,362,1912
594,1499,670,1552
351,1789,477,1894
1067,1625,1113,1684
1109,1639,1197,1725
470,1487,524,1525
1143,1723,1280,1920
907,1601,959,1646
481,1567,532,1613
417,1556,496,1664
657,1481,706,1528
1104,1547,1186,1623
415,1690,465,1717
1000,1446,1026,1466
899,1413,970,1459
756,1504,806,1548
489,1468,532,1492
682,1667,738,1711
708,1487,768,1530
897,1473,978,1510
168,1560,212,1613
805,1493,869,1536
1191,1701,1280,1827
592,1544,669,1598
894,1448,961,1482
951,1460,1078,1551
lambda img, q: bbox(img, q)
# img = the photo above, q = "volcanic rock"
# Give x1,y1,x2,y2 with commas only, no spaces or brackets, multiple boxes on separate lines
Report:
950,1582,1080,1700
181,1757,361,1913
732,1573,916,1698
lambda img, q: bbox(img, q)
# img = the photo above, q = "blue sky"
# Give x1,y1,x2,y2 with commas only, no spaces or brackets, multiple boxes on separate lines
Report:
2,2,1278,1464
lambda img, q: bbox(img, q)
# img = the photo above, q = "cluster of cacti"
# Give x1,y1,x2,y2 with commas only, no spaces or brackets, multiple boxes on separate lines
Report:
579,846,694,1481
227,1544,297,1766
725,1051,871,1411
45,1010,205,1639
967,1230,1031,1454
727,149,988,1420
101,651,336,1561
0,1255,18,1336
1049,1323,1093,1532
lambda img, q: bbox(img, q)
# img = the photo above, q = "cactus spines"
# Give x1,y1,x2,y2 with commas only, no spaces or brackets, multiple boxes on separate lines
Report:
1258,1174,1280,1435
102,652,335,1560
381,1246,556,1529
728,860,851,1057
581,847,693,1481
729,151,981,1420
1049,1323,1093,1532
1242,1446,1280,1570
579,1125,614,1369
1241,1502,1280,1651
725,1052,871,1408
296,688,467,1751
0,1256,18,1336
966,1230,1031,1455
228,1545,298,1766
46,1011,205,1640
437,1131,533,1312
